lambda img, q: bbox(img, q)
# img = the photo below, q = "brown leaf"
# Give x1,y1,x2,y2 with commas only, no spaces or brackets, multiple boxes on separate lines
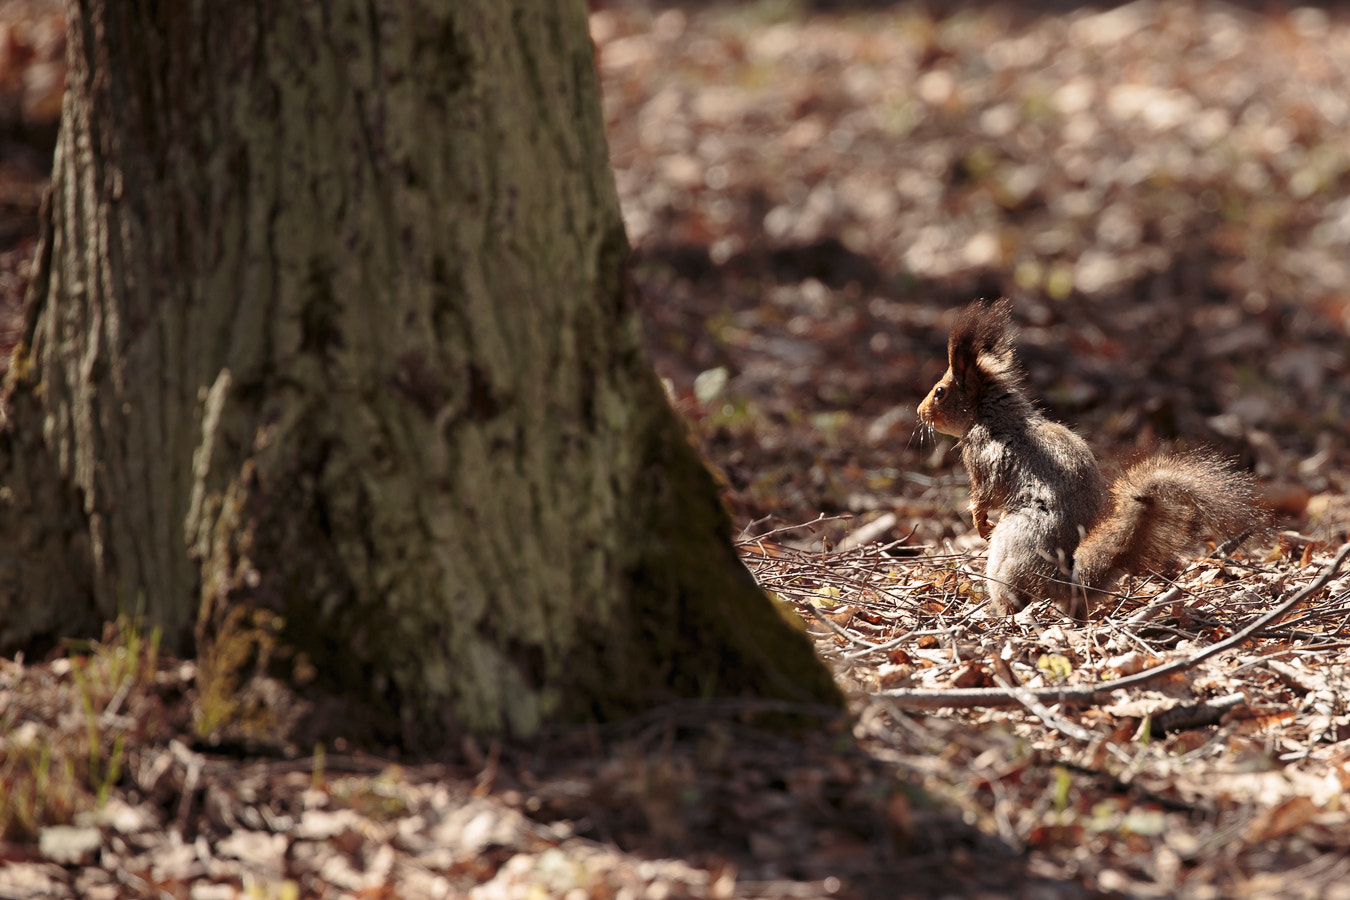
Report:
886,646,913,665
952,663,992,688
1243,796,1319,843
825,605,856,627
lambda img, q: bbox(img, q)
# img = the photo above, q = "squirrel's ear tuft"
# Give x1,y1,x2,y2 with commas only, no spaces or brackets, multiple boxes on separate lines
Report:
949,297,1017,381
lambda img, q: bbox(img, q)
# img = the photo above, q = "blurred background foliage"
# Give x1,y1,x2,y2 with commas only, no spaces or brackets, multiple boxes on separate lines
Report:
594,0,1350,546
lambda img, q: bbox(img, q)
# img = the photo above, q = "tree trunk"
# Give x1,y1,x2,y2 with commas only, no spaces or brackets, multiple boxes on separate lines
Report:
0,0,841,743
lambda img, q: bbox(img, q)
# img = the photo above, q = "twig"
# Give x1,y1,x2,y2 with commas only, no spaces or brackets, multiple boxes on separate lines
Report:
100,674,133,727
878,542,1350,710
842,626,962,658
737,512,854,543
1121,531,1258,625
992,676,1095,743
1123,583,1187,626
171,739,204,835
805,603,887,649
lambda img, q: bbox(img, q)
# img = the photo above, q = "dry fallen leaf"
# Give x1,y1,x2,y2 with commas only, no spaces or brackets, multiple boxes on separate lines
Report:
1244,796,1320,843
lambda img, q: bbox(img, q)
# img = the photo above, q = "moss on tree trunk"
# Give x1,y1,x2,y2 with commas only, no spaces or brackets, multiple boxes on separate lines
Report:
0,0,842,744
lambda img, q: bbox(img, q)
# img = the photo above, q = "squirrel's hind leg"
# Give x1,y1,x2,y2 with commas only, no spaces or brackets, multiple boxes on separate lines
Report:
985,510,1079,617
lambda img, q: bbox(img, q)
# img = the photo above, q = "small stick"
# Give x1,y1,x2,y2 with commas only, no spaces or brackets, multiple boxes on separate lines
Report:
993,675,1095,743
737,512,854,543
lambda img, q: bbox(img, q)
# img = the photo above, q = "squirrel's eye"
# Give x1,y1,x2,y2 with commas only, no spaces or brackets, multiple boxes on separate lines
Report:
934,386,946,400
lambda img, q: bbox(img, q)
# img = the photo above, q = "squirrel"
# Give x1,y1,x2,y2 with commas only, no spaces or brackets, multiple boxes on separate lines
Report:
917,297,1264,619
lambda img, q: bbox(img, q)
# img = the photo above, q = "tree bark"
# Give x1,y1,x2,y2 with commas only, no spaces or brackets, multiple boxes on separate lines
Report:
0,0,841,743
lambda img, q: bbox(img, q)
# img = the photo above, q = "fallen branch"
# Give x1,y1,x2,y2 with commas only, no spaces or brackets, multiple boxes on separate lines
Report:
877,542,1350,711
1148,692,1246,734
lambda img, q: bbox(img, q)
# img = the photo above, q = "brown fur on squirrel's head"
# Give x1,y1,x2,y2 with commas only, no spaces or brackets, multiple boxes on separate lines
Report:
917,297,1024,437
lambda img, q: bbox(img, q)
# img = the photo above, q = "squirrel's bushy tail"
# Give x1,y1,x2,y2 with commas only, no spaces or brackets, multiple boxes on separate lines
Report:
1072,451,1264,599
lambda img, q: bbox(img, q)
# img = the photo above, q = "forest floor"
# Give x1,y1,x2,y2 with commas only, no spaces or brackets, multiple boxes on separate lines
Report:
3,0,1350,898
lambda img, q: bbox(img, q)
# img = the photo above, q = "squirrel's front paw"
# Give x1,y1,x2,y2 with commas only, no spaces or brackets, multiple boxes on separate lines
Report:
973,510,992,540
